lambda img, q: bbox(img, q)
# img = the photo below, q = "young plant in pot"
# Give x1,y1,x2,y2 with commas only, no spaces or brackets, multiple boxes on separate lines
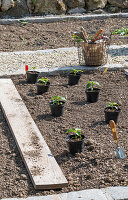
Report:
85,81,101,103
26,66,39,84
68,69,83,85
104,102,121,124
36,77,50,94
49,96,66,117
66,128,85,156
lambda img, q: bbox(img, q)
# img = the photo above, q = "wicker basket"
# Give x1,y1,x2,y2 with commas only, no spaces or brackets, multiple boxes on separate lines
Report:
82,40,107,66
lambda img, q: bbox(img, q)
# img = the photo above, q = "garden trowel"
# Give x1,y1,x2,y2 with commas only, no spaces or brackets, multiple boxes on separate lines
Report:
109,120,125,159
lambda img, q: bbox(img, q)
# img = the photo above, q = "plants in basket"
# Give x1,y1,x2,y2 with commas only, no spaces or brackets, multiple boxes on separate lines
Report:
104,102,121,124
66,128,85,156
68,69,83,85
85,81,101,103
26,65,39,84
49,96,66,117
36,77,50,94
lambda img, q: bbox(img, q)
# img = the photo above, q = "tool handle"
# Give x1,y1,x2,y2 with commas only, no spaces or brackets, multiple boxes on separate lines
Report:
109,120,119,141
25,65,28,71
25,65,28,79
94,29,103,39
112,131,118,142
91,29,103,43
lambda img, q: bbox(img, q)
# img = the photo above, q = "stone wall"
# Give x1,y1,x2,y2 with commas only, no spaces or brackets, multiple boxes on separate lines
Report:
0,0,128,18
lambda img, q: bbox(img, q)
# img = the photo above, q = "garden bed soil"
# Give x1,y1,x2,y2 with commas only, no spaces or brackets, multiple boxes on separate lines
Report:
0,70,128,199
0,18,128,52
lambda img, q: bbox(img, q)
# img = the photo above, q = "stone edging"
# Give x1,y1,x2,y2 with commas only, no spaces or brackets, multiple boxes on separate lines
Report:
1,186,128,200
0,13,128,25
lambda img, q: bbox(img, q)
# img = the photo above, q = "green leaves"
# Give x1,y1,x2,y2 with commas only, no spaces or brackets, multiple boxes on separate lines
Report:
31,66,37,70
18,20,28,26
112,27,128,36
86,81,101,91
70,69,83,76
66,128,82,139
37,77,49,85
72,34,83,42
105,102,119,110
51,96,66,105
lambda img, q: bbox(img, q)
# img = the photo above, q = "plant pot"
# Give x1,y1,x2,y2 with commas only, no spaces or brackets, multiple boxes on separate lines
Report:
66,134,85,156
85,88,100,103
49,101,65,117
26,71,39,84
36,82,50,94
68,73,81,85
104,107,121,124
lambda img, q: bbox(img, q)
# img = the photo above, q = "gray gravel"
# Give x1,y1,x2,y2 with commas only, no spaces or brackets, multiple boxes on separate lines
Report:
0,45,128,76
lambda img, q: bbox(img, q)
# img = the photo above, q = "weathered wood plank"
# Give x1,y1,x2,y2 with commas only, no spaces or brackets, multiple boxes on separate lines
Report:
0,79,68,190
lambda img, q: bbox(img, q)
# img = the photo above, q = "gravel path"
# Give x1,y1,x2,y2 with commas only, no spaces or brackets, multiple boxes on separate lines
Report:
0,45,128,76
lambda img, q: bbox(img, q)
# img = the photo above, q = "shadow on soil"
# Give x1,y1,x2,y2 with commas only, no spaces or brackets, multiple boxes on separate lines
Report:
71,100,88,106
37,113,55,121
90,120,106,128
17,80,27,85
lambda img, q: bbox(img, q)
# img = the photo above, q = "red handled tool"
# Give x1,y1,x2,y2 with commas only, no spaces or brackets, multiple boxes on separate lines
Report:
25,65,28,79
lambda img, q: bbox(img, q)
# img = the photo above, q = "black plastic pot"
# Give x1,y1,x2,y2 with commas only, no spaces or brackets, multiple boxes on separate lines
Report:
85,88,100,103
50,101,65,117
104,107,121,124
66,135,85,156
26,71,39,84
36,82,50,94
68,73,81,85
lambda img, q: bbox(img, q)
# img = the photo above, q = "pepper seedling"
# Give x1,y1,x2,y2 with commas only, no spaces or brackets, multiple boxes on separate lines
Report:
112,27,128,36
70,69,83,76
105,102,120,111
31,66,38,70
37,77,49,85
51,96,66,105
72,34,84,42
86,81,101,91
66,128,83,140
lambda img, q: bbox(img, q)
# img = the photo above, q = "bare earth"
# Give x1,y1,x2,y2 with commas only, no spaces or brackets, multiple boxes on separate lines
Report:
0,18,128,53
0,17,128,199
0,70,128,199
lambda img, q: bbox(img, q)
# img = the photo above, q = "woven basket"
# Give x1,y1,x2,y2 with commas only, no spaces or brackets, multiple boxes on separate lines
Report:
82,40,107,66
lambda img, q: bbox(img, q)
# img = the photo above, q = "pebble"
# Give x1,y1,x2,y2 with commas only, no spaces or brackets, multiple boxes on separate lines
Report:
15,176,20,181
87,145,94,151
20,174,27,180
104,177,112,183
85,139,94,146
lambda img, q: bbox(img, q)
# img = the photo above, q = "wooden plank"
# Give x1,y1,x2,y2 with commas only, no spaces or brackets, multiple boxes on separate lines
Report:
0,79,68,190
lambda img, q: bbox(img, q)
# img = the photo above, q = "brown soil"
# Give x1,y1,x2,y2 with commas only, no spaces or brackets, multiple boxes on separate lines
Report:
0,18,128,52
0,70,128,199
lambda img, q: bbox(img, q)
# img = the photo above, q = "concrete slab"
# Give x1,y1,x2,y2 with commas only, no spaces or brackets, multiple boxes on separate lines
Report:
0,79,68,190
125,69,128,76
0,13,128,25
2,186,128,200
1,188,110,200
103,187,128,200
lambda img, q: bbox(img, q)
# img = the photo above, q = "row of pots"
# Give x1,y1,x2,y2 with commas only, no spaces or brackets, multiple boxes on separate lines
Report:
26,69,121,124
26,69,121,156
